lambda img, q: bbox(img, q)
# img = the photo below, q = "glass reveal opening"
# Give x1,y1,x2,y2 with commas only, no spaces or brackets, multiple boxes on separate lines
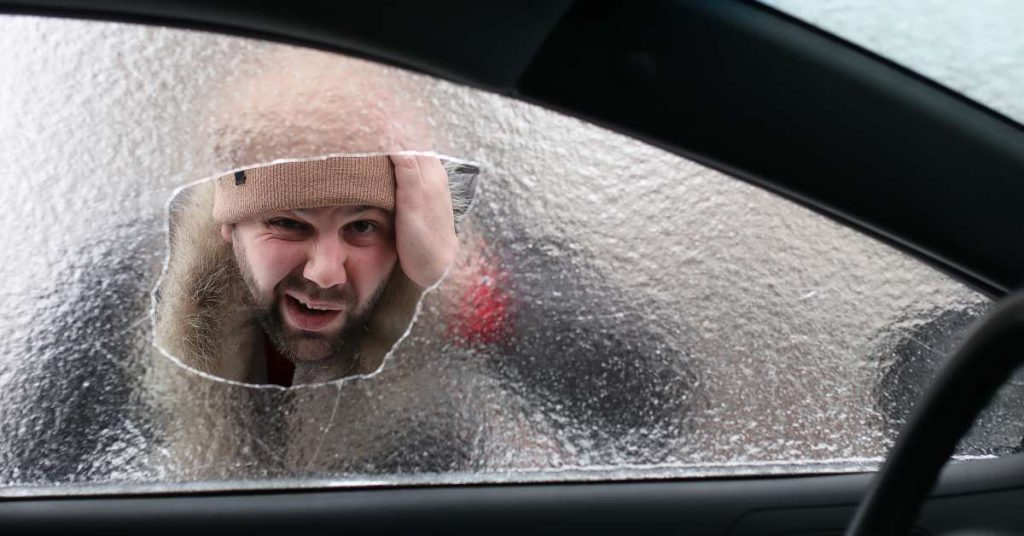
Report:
154,155,479,387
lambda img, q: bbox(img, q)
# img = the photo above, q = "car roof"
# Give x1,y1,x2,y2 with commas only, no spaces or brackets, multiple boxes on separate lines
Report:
3,0,1023,297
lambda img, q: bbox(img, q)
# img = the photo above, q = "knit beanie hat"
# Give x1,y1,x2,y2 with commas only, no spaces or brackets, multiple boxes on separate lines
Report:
213,156,396,224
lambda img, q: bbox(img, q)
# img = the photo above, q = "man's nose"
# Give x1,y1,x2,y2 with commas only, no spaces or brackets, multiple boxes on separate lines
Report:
303,235,348,289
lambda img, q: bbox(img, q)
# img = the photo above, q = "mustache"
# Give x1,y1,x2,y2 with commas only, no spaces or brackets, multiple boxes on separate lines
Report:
276,275,357,304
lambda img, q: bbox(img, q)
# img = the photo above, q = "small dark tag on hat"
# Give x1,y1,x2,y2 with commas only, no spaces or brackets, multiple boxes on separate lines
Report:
234,170,246,185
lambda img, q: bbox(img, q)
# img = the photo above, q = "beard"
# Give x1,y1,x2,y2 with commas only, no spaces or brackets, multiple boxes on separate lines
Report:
233,247,390,366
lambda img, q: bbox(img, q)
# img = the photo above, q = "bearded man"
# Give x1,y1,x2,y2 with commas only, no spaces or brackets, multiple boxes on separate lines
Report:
156,153,465,386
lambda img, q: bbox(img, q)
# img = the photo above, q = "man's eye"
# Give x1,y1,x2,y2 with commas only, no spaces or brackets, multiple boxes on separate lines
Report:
268,218,308,232
347,220,379,234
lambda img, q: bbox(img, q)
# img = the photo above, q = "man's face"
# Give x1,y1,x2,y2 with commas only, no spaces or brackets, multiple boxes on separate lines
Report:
224,205,398,363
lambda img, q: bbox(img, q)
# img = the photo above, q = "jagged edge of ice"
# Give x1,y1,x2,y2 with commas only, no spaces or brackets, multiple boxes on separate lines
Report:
149,150,486,391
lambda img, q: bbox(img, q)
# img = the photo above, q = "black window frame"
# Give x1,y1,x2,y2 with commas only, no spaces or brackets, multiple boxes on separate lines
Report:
2,1,1024,534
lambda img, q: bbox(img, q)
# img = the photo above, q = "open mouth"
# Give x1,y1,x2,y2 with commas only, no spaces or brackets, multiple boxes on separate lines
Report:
282,294,344,332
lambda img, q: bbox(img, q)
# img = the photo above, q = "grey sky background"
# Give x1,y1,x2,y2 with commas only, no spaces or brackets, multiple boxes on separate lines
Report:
768,0,1024,123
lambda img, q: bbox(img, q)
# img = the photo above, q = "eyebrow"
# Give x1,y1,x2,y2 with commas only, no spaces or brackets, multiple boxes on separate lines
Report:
291,205,381,219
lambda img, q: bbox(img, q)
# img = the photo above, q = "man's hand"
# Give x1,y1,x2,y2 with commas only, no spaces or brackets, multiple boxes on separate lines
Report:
391,154,458,288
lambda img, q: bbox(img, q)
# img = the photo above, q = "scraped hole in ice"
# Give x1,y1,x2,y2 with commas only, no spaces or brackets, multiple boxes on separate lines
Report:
151,155,480,388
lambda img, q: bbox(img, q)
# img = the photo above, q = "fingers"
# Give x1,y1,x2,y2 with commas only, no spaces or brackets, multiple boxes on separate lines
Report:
417,155,449,191
391,153,449,192
390,153,422,188
389,153,458,288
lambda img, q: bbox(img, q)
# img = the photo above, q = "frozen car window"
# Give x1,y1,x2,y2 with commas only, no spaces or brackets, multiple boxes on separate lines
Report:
0,15,1017,497
764,0,1024,124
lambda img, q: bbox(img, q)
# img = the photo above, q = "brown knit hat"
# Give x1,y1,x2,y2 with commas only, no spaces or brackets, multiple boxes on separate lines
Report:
213,156,396,224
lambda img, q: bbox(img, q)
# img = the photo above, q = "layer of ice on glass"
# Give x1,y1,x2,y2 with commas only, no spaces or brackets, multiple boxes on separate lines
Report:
0,15,1010,496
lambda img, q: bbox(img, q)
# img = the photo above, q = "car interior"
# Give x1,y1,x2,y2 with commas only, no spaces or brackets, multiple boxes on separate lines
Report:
2,1,1024,534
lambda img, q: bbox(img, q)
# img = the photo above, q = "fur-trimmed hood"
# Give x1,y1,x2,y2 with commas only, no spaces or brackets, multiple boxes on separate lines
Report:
153,180,422,385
